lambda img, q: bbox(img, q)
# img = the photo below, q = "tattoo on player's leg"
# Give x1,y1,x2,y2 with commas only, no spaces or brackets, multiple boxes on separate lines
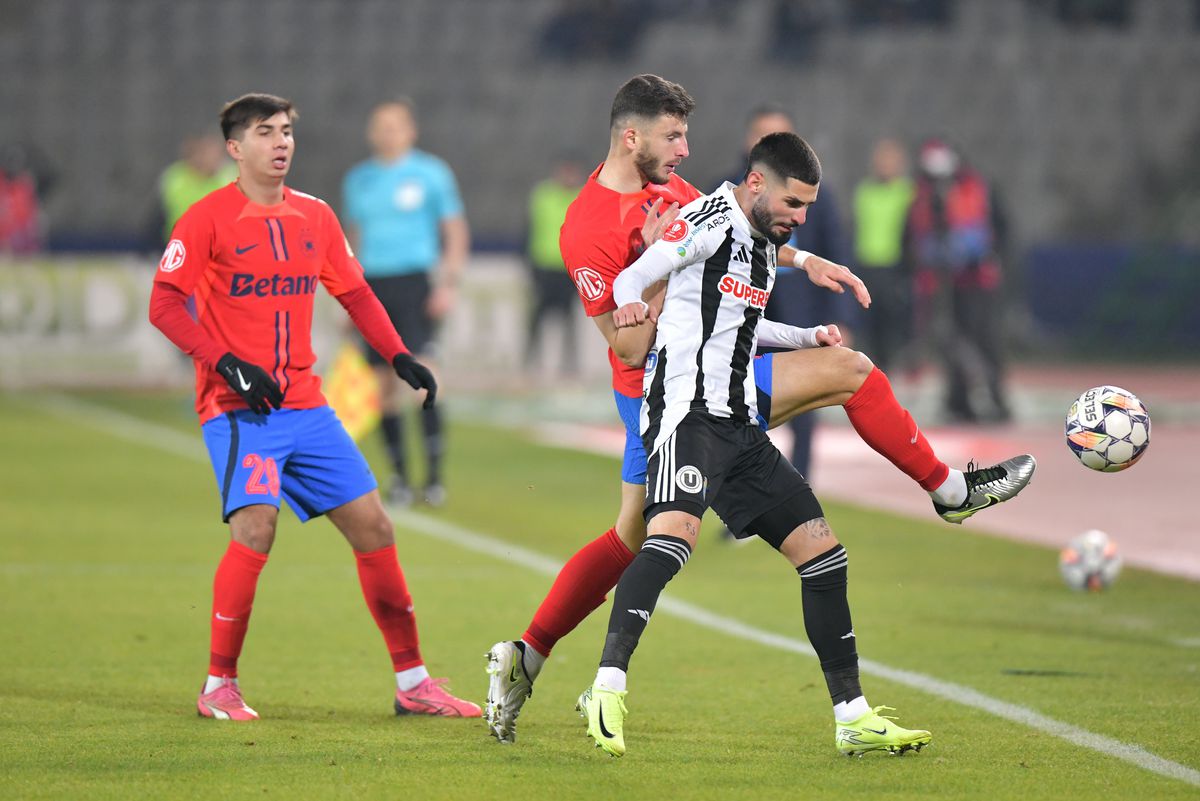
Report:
683,520,699,539
804,517,833,541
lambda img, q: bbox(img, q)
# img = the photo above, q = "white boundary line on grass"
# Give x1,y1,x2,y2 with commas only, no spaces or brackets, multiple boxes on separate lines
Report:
27,392,1199,789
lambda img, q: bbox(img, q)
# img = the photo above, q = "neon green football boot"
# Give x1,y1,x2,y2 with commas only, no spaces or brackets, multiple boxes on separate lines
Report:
577,684,628,757
835,706,932,757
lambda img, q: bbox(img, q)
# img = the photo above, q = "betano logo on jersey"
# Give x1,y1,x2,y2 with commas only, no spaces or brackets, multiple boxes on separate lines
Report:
231,273,319,298
718,274,770,309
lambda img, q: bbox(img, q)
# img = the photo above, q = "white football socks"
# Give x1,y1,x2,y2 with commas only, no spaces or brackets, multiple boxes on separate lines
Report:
595,666,627,692
518,639,546,680
930,468,968,507
834,695,871,724
395,665,431,692
204,674,234,694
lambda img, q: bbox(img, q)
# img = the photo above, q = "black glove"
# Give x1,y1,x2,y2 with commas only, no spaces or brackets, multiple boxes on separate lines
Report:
392,352,437,409
216,353,284,415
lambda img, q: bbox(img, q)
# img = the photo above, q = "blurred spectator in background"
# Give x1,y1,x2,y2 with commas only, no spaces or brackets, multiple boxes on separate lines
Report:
525,155,585,380
157,135,237,246
906,138,1011,423
0,144,48,254
343,98,469,508
768,0,829,63
541,0,644,61
852,137,915,372
722,105,858,480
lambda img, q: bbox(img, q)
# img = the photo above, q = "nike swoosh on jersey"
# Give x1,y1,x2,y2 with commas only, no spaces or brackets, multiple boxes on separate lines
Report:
235,244,258,255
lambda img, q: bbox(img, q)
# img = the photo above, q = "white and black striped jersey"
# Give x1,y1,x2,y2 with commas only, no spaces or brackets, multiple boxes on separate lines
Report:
635,182,776,456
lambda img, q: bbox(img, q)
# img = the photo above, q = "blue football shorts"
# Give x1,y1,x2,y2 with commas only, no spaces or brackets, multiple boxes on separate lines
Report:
613,390,647,484
201,406,378,523
754,352,774,429
615,352,775,485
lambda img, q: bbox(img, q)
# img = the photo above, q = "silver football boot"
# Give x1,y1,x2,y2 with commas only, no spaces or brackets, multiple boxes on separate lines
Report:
934,454,1036,524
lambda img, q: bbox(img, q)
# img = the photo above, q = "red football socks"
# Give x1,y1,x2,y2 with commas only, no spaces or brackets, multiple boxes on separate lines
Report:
844,367,949,491
523,528,635,658
355,544,423,672
208,540,269,678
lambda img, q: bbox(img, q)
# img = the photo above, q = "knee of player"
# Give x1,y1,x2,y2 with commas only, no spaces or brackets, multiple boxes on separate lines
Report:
840,347,874,383
232,522,276,554
366,514,397,548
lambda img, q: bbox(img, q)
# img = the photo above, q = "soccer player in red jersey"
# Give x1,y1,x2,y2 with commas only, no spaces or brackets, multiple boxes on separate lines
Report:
149,93,480,721
484,75,1034,743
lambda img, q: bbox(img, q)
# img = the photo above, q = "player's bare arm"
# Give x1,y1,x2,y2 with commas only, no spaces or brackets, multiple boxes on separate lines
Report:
592,307,658,367
780,245,872,308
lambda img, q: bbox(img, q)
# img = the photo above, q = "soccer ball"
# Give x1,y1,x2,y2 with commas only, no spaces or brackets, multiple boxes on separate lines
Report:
1064,385,1150,472
1058,529,1123,591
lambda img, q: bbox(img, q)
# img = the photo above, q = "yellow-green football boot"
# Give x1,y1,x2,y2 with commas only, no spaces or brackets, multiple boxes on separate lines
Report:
835,706,932,757
577,684,628,757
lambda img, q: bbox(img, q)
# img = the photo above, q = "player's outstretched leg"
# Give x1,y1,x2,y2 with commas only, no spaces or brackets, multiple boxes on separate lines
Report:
485,640,536,742
835,706,932,757
933,454,1036,524
197,677,259,721
770,351,1037,525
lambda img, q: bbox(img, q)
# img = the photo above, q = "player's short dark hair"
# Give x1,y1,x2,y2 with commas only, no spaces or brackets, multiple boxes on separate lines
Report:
610,74,696,130
746,132,821,186
219,93,297,141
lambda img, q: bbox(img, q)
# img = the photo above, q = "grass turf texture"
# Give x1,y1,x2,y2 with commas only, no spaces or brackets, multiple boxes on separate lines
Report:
1,390,1197,800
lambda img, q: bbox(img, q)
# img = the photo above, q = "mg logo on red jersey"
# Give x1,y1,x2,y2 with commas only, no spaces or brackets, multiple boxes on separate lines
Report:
159,239,186,273
718,274,770,309
572,266,606,302
662,220,689,243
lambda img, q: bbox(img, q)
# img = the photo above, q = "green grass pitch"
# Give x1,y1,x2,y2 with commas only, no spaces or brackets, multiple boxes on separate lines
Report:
1,390,1197,800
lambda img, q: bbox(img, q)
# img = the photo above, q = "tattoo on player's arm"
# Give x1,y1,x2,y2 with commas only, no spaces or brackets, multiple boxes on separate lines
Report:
805,518,832,541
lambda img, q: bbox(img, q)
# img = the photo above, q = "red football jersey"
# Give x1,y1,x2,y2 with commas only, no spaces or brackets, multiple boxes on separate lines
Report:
560,164,701,396
155,183,367,421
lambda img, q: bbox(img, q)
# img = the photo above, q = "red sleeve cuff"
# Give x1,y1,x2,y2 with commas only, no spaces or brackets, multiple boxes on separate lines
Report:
336,285,408,362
